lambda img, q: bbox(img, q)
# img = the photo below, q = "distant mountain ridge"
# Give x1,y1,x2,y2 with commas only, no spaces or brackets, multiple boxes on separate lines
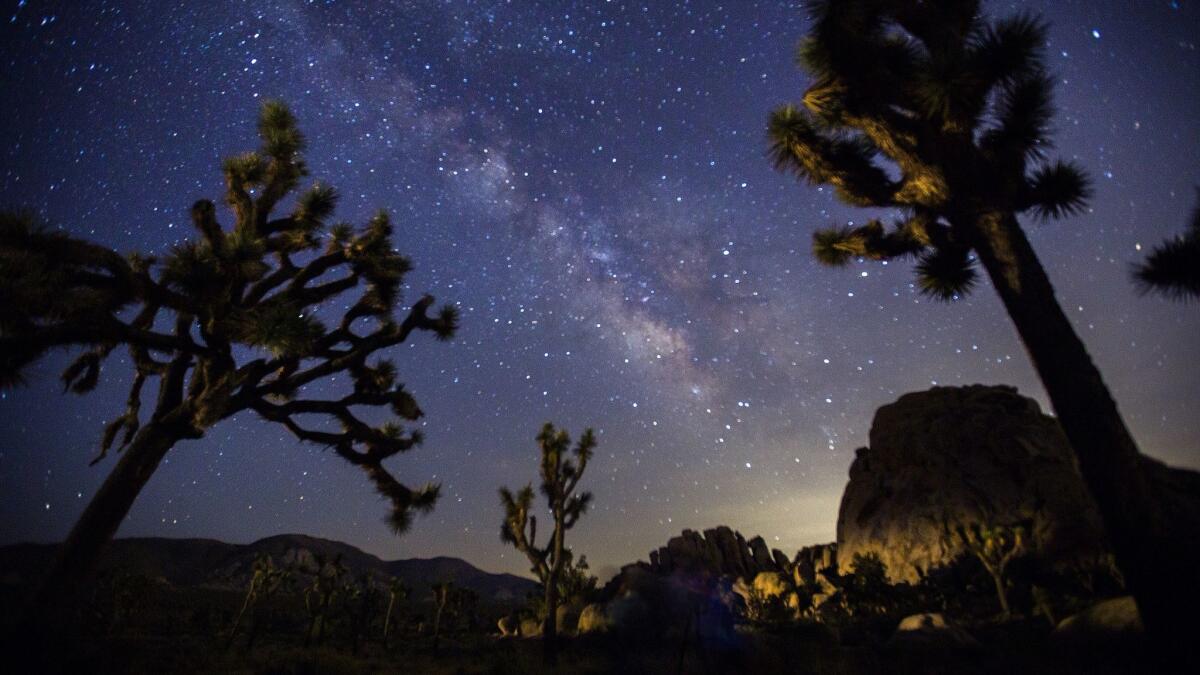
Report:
0,534,536,602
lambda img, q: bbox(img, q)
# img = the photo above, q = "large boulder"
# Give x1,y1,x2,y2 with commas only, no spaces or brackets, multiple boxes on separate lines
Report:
1054,596,1143,640
577,603,611,634
836,385,1109,583
555,601,584,635
751,571,791,599
518,617,542,637
888,612,980,650
497,614,519,637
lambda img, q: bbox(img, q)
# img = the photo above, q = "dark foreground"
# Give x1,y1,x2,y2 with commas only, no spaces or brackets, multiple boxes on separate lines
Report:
7,614,1163,675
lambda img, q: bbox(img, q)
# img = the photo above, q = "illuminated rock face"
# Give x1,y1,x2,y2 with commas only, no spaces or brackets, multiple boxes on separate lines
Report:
836,385,1109,583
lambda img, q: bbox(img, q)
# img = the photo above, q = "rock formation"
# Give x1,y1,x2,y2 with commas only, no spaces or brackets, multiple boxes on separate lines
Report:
836,385,1110,583
645,526,795,582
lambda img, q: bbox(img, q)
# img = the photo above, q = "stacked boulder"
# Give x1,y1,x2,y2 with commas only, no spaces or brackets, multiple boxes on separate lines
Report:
646,526,789,580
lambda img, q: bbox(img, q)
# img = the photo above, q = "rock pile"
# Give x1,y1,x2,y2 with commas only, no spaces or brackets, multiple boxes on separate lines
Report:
646,526,791,581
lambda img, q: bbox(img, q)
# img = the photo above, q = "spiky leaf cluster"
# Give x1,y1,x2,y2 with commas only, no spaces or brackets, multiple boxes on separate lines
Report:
1133,196,1200,301
0,100,459,534
769,0,1092,300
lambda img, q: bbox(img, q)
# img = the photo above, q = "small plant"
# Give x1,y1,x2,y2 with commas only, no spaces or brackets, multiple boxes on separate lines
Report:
744,587,793,628
842,553,892,616
524,549,599,620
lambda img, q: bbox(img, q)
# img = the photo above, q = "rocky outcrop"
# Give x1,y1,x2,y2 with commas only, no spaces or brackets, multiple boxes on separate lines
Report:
646,526,795,582
836,385,1110,583
793,543,838,587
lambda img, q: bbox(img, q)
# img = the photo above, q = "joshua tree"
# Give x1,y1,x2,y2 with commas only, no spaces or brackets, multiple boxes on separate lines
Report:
430,580,454,654
0,100,457,610
228,552,291,649
955,523,1027,618
767,0,1196,640
303,553,348,646
1133,194,1200,300
499,423,595,666
346,573,381,654
383,577,409,644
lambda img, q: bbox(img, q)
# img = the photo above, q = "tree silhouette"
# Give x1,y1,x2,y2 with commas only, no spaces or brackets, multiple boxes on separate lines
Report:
227,552,291,650
1133,194,1200,300
499,423,595,666
303,553,348,646
767,0,1195,641
0,101,458,611
955,522,1027,618
430,580,454,654
346,572,381,654
383,577,409,645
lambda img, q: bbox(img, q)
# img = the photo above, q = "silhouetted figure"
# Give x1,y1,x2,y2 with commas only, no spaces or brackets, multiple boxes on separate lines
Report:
499,423,596,667
0,100,458,618
767,0,1197,652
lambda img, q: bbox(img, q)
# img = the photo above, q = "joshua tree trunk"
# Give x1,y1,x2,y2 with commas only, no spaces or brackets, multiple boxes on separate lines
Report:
228,583,256,649
305,614,318,647
970,211,1198,641
986,565,1010,618
433,600,444,654
245,611,263,652
543,575,559,666
35,420,181,610
383,596,396,643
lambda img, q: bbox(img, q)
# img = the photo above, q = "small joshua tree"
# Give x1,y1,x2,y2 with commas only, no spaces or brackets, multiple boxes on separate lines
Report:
303,553,348,646
228,552,291,649
343,573,379,654
955,522,1027,618
431,581,454,653
499,423,595,665
383,577,409,644
0,100,457,609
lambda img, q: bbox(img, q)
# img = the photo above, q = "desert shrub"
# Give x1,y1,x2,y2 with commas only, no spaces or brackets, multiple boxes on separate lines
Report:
916,554,997,620
744,586,793,629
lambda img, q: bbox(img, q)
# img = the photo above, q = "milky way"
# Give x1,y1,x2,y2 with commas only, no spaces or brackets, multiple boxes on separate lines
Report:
2,1,1198,577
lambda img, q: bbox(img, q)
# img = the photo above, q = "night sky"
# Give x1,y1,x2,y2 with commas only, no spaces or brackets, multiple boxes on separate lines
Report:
1,0,1197,579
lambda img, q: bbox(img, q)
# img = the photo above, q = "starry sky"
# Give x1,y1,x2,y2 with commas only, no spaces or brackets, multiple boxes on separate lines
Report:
1,0,1198,579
